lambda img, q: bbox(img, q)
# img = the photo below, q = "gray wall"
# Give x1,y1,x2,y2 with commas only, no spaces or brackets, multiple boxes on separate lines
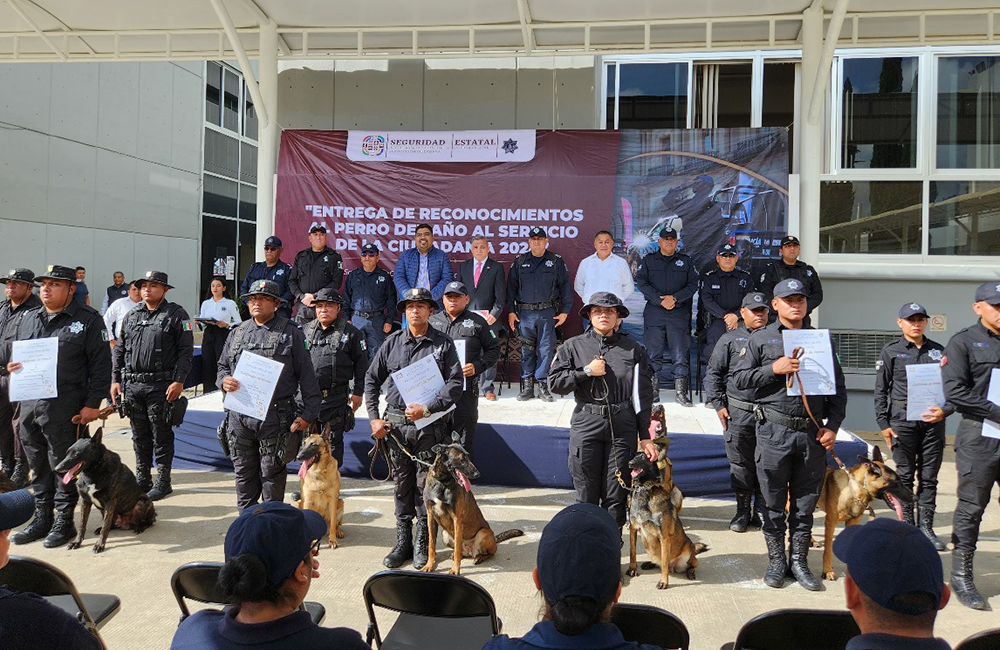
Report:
0,61,203,312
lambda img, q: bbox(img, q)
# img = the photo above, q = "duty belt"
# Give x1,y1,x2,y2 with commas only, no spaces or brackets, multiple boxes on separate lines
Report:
384,408,410,426
580,401,632,416
320,385,348,399
354,310,382,319
516,300,557,311
726,395,757,413
122,371,174,383
758,405,816,432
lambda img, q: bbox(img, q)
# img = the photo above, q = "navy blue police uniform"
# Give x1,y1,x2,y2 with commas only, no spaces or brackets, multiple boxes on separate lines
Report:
343,244,395,360
241,236,294,319
701,243,752,363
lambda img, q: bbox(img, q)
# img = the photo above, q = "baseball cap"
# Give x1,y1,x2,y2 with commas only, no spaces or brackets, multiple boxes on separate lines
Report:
528,226,547,238
974,281,1000,305
309,224,327,234
443,281,468,296
0,269,37,285
780,235,800,247
717,243,738,256
833,518,944,615
0,489,34,531
899,302,928,319
659,227,678,240
225,502,327,590
536,503,621,604
361,243,380,255
772,278,807,299
742,292,769,310
264,236,282,248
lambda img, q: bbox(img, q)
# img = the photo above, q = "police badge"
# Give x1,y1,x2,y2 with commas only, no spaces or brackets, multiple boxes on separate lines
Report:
69,321,84,334
928,349,943,361
462,319,474,328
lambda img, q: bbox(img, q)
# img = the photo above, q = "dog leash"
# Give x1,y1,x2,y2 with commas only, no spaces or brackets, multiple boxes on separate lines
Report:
70,406,117,439
786,346,849,474
367,425,433,482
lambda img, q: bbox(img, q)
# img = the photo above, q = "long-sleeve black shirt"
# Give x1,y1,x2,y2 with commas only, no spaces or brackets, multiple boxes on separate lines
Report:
706,324,757,411
874,335,953,430
428,309,501,386
304,317,368,395
289,246,344,299
507,250,572,314
343,266,395,319
364,326,463,417
112,300,194,384
943,320,1000,424
634,251,699,324
756,259,823,315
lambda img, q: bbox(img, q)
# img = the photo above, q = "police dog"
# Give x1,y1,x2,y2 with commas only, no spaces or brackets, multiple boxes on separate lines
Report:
818,445,911,580
294,424,343,548
627,436,707,589
54,427,156,553
422,438,523,575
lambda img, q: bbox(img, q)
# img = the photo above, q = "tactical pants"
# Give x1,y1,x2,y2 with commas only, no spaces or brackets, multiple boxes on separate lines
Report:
389,422,439,521
889,418,945,513
519,308,556,381
480,363,498,396
453,385,479,457
230,410,288,511
200,326,227,394
644,316,690,382
351,315,387,362
568,407,638,529
724,408,758,494
19,389,84,514
317,387,351,467
0,380,26,469
755,422,826,537
704,319,728,366
952,420,1000,551
126,381,175,470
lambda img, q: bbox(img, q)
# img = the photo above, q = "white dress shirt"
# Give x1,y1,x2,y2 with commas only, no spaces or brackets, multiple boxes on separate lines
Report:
198,297,242,327
574,252,634,303
103,296,142,338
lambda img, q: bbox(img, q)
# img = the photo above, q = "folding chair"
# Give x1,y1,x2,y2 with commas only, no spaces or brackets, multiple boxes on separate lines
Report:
363,569,499,650
170,561,325,625
611,603,690,650
727,608,860,650
0,555,119,649
955,627,1000,650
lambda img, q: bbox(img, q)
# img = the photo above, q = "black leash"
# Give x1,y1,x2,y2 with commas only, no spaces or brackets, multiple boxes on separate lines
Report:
367,424,433,482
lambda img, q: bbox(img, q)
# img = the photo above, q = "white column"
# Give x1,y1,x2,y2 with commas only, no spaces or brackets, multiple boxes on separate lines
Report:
255,20,279,259
798,3,824,268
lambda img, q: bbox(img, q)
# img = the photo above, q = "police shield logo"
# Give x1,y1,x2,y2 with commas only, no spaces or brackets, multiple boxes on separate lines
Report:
910,303,921,310
275,269,284,276
929,349,943,361
675,260,684,267
323,255,328,263
788,280,801,290
739,279,747,288
753,294,763,303
875,360,884,370
69,321,84,334
462,319,473,328
807,270,813,277
545,260,553,268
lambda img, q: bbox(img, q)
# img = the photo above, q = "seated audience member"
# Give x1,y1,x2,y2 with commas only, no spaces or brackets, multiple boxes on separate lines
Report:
0,489,102,650
834,518,951,650
484,503,660,650
171,502,368,649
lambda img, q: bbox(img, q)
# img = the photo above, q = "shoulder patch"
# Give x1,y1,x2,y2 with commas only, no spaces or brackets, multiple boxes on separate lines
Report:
875,360,884,370
181,319,193,331
101,330,111,342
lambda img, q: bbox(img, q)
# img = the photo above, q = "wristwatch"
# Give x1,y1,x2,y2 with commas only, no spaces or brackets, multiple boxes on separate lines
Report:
583,366,593,376
422,404,431,418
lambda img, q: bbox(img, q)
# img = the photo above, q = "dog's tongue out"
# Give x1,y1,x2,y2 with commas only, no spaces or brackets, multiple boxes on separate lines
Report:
886,492,905,521
631,468,642,479
62,463,82,485
455,470,472,492
297,458,314,480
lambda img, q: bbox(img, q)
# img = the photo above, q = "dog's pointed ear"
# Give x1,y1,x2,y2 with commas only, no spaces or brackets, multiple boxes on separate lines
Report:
92,427,103,445
872,445,883,462
451,431,462,444
321,422,332,442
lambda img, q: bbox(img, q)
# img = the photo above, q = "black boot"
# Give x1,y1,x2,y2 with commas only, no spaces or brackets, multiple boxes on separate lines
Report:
536,381,555,403
763,534,787,588
43,510,77,549
789,533,821,591
730,493,752,533
750,490,765,529
147,464,173,501
11,506,53,545
675,377,693,407
517,377,535,402
9,461,29,489
136,464,152,494
919,509,946,552
950,549,988,610
413,517,430,569
902,502,915,526
383,519,413,568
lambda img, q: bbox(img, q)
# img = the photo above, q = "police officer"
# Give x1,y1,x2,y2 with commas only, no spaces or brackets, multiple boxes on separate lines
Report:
732,278,847,590
344,243,394,360
365,287,463,570
874,302,950,550
111,271,194,500
0,269,41,487
303,288,368,466
706,292,770,532
429,281,500,457
5,265,111,548
942,282,1000,610
701,243,752,365
241,236,294,319
635,227,699,406
289,224,344,324
548,292,656,529
507,226,572,403
218,280,321,511
756,235,823,324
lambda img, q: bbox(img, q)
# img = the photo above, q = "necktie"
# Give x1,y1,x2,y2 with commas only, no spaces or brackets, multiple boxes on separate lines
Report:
474,261,482,288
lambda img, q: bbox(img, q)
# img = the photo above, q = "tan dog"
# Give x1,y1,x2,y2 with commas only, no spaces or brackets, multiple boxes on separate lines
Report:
294,425,344,548
626,436,708,589
818,445,910,580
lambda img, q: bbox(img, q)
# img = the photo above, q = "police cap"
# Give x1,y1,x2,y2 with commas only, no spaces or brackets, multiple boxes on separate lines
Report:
974,282,1000,305
241,279,284,302
0,268,37,285
898,302,928,319
309,224,327,234
780,235,801,247
659,227,678,240
742,292,769,310
528,226,547,238
772,278,807,298
396,287,436,313
579,291,629,319
443,281,468,296
313,288,344,304
361,243,380,255
35,265,77,283
717,243,738,256
134,270,173,289
264,236,282,248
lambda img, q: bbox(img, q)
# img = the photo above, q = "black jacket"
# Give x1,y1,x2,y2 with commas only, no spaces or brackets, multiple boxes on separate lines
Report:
943,320,1000,424
363,326,463,417
304,317,368,395
874,336,953,430
289,246,344,300
428,309,501,387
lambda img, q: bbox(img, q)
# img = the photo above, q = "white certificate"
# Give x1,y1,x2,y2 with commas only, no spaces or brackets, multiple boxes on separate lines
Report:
782,329,836,396
983,369,1000,439
9,338,59,401
390,354,456,430
905,363,945,421
223,352,284,421
454,339,467,390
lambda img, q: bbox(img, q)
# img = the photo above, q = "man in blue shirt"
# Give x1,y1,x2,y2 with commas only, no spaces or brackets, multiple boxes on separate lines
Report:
241,236,294,319
73,266,90,307
344,243,395,360
393,223,453,306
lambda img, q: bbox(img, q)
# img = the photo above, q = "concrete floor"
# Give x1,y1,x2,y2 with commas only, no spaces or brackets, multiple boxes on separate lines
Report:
9,405,1000,650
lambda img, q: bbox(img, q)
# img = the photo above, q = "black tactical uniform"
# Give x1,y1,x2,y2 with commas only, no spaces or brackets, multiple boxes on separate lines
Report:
732,279,846,591
7,265,111,548
343,244,395,360
364,287,463,569
303,288,368,466
289,231,344,324
548,292,655,528
755,236,823,325
218,280,321,511
0,269,41,486
113,271,194,500
428,281,501,457
700,243,752,363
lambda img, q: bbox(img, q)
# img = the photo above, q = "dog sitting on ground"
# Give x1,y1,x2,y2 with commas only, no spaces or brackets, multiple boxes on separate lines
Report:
818,445,911,581
627,435,707,589
422,437,523,575
54,426,156,553
294,425,344,548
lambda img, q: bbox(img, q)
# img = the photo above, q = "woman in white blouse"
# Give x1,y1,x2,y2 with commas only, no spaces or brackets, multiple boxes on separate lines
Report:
198,277,242,393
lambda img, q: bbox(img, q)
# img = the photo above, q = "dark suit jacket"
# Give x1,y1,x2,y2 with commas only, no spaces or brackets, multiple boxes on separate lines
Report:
457,257,506,328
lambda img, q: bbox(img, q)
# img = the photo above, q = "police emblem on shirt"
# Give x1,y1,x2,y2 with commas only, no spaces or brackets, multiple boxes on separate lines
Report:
928,349,943,361
462,319,474,328
874,360,884,370
711,284,721,290
739,347,747,357
360,340,367,350
69,321,84,334
323,255,329,263
377,276,385,283
280,334,289,344
739,279,748,288
675,260,684,267
545,260,553,268
807,270,813,277
275,269,284,276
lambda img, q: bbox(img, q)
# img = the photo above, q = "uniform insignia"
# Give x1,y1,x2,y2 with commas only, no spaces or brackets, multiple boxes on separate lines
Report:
337,260,342,269
760,273,767,283
739,347,747,357
69,321,84,334
545,260,553,268
675,260,684,267
490,330,497,338
377,276,385,283
807,270,813,277
910,303,920,310
875,360,884,370
788,280,802,290
275,269,284,276
280,334,289,344
323,255,329,262
360,340,367,350
928,349,943,361
996,283,1000,293
973,342,988,348
462,319,473,328
711,284,721,290
101,330,111,342
739,279,747,288
753,294,763,303
181,320,193,331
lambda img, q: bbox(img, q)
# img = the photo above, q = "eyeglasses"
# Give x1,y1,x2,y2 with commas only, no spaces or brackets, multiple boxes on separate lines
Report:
361,252,377,257
264,246,278,251
719,253,737,258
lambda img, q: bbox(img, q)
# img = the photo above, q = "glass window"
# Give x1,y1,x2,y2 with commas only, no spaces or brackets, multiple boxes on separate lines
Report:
929,181,1000,255
605,63,616,129
616,63,688,129
223,68,240,133
840,57,919,169
238,184,257,221
244,90,258,141
204,128,240,179
205,62,221,127
237,220,257,288
937,56,1000,169
203,175,238,218
240,143,257,184
201,216,238,295
694,63,752,128
763,62,796,172
820,180,923,253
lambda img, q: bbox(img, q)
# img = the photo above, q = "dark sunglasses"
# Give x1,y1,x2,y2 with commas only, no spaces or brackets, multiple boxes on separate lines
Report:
264,246,279,251
361,252,377,257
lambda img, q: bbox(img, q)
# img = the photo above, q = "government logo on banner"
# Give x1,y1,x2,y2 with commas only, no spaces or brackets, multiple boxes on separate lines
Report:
347,130,536,162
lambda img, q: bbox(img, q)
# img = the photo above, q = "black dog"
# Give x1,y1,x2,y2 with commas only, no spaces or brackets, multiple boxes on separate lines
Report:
54,427,156,553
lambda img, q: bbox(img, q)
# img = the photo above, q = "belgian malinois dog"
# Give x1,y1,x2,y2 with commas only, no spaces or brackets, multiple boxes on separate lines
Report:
54,427,156,553
818,445,911,580
295,424,344,548
627,436,707,589
422,438,523,575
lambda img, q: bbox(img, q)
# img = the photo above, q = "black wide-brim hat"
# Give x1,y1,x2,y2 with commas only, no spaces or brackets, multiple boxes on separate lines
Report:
396,287,436,312
134,270,174,289
579,291,629,319
35,264,77,283
313,287,344,304
0,268,38,285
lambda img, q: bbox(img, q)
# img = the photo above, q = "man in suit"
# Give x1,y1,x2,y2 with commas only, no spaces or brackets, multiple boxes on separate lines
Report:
456,236,506,400
393,223,453,306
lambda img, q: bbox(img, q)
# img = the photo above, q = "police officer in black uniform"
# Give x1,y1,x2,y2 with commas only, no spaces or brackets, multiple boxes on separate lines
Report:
701,243,753,365
874,302,950,550
428,281,501,457
507,226,572,403
706,292,770,533
5,265,111,548
218,279,321,511
0,269,41,487
942,282,1000,610
548,292,656,529
365,287,463,570
241,236,294,319
289,224,345,325
756,235,823,325
302,287,368,466
344,243,395,360
635,227,699,406
732,278,847,591
111,271,194,501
